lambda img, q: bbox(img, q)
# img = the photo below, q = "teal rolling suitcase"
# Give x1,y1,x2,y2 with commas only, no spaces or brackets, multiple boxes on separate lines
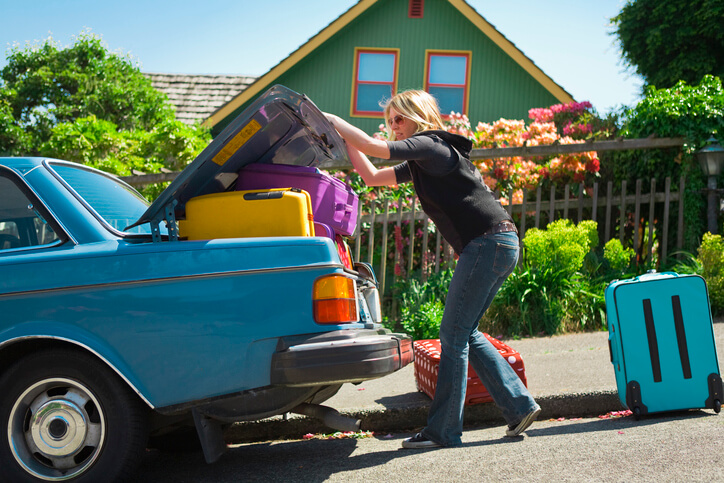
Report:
605,271,722,418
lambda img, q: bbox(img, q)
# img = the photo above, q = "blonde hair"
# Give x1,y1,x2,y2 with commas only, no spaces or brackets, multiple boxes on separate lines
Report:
383,90,445,141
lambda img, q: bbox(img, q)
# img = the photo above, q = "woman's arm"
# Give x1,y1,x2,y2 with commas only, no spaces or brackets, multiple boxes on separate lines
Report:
326,113,397,187
347,144,398,187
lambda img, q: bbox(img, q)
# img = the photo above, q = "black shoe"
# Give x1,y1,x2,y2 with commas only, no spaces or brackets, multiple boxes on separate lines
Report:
401,432,441,449
506,405,541,437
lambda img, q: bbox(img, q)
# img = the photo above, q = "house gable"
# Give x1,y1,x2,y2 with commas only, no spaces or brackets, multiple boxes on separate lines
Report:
208,0,574,136
205,0,379,130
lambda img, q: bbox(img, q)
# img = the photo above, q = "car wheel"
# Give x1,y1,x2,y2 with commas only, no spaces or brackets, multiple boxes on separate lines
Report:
0,349,148,482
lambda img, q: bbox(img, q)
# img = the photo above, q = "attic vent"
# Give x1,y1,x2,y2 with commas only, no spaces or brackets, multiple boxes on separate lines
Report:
409,0,424,18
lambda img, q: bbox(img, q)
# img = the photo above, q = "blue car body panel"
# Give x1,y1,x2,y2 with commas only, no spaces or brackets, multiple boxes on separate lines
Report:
1,235,349,407
0,86,412,419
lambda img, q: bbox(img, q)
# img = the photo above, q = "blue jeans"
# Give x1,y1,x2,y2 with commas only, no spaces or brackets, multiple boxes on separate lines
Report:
421,231,538,447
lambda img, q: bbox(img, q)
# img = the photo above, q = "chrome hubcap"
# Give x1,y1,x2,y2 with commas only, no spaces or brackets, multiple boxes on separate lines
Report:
29,398,87,457
8,378,105,481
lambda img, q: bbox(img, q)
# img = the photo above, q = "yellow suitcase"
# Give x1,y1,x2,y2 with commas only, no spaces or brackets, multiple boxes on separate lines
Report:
179,188,314,240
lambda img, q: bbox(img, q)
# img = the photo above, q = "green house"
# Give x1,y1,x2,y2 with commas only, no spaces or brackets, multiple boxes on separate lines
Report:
207,0,574,137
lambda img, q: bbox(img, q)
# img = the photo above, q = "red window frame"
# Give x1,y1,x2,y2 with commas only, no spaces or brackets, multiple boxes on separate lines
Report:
351,48,399,118
424,50,471,117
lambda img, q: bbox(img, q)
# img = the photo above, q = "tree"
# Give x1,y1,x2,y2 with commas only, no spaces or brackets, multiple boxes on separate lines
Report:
606,75,724,253
612,0,724,89
0,32,210,195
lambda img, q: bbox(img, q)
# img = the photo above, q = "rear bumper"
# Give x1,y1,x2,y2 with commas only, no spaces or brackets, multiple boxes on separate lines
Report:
271,328,413,386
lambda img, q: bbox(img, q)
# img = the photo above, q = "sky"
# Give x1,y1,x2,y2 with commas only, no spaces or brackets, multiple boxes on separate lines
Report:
0,0,643,115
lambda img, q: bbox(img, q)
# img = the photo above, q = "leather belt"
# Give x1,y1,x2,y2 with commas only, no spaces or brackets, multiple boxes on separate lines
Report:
484,221,518,235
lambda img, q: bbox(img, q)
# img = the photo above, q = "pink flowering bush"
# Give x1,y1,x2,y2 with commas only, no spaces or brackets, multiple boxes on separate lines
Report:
543,101,594,140
355,100,606,209
363,101,603,206
533,100,617,142
469,103,602,200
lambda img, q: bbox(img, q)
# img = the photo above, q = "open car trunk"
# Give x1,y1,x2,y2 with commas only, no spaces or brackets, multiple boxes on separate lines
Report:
129,85,350,239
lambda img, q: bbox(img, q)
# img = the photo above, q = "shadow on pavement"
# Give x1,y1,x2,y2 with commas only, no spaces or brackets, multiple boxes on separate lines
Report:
523,409,712,438
138,438,359,482
375,392,429,407
139,435,430,483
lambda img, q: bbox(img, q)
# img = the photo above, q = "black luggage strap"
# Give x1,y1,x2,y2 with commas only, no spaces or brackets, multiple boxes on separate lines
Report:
642,299,662,383
671,295,692,379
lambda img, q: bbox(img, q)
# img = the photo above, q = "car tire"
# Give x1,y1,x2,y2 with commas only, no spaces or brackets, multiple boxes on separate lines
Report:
0,348,148,482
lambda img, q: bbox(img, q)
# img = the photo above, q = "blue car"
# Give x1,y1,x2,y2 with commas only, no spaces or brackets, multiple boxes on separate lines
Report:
0,86,412,482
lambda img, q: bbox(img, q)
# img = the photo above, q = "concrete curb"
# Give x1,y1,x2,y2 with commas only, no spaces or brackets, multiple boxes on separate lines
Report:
223,322,721,444
224,391,623,443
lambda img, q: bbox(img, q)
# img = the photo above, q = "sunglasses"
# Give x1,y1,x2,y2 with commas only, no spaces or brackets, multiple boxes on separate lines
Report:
388,115,406,126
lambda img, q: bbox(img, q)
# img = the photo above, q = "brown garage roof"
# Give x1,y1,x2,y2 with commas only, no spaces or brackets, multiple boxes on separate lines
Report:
144,73,257,125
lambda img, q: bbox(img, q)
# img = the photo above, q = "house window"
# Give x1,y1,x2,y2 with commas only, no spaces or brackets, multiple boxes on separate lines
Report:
352,48,398,117
425,51,471,116
409,0,424,18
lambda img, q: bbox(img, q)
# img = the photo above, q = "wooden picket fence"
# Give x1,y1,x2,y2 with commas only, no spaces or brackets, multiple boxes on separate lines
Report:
120,136,690,298
349,177,686,298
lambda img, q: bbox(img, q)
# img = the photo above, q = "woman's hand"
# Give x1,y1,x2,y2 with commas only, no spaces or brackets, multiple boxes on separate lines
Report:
323,112,396,187
324,113,339,126
323,112,390,160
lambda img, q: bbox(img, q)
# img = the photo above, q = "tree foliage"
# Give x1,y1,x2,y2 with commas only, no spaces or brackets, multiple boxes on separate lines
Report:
599,75,723,188
608,75,724,252
612,0,724,89
621,75,724,162
0,32,210,195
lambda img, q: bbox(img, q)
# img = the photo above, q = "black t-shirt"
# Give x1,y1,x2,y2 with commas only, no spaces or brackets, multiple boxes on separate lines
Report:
387,131,511,253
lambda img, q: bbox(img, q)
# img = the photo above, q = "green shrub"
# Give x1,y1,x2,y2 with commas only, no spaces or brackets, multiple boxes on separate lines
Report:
401,300,444,341
524,219,595,277
697,233,724,314
603,238,635,274
0,33,211,198
386,268,453,340
484,267,573,336
482,220,606,336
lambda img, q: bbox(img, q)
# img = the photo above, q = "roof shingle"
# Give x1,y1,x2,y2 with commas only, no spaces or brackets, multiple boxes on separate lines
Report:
144,73,256,125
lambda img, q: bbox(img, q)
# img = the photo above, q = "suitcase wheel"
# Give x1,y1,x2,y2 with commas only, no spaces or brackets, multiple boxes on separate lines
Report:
633,407,642,420
714,399,721,414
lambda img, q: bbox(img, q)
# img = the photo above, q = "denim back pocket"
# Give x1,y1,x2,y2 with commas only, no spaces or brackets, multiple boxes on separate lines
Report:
492,239,519,276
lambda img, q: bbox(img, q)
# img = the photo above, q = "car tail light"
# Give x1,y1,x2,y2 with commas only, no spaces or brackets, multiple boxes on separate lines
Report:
313,275,358,324
335,235,353,269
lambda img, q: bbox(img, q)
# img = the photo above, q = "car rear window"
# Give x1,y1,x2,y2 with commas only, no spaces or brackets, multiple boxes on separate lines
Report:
49,163,158,235
0,176,61,249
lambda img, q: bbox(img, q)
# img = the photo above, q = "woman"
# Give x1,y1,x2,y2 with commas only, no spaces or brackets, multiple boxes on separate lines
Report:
325,90,540,449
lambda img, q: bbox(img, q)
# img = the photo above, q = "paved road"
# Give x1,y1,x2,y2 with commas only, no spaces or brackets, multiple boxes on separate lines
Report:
137,410,724,482
135,323,723,481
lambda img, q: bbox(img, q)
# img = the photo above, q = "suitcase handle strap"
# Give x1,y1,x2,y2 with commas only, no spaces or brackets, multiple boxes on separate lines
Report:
244,191,284,200
335,203,355,213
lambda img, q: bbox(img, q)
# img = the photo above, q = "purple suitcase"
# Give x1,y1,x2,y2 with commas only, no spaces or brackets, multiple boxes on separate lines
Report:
236,164,358,236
